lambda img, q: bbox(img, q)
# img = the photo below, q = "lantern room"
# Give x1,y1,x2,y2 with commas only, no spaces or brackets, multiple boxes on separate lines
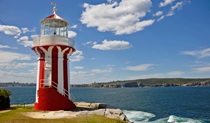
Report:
33,6,75,47
40,7,68,37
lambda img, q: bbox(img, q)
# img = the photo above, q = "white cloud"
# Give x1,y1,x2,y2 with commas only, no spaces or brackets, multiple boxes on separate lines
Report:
71,71,87,77
71,67,113,84
21,27,36,34
181,48,210,58
0,45,10,49
68,31,77,38
0,50,31,63
17,36,33,47
70,66,114,84
157,16,165,21
21,28,29,33
0,25,21,38
159,0,175,7
70,50,84,62
83,41,97,46
70,71,91,84
193,67,210,73
91,68,112,74
92,39,132,50
153,11,163,17
124,64,155,71
181,51,196,56
166,1,184,17
166,11,174,16
13,62,36,68
0,45,17,49
74,66,84,70
81,0,154,35
2,62,36,69
20,41,33,47
31,35,38,39
107,0,115,3
17,36,28,42
130,71,184,79
171,2,184,11
71,25,78,29
167,71,183,76
157,1,189,21
0,69,36,83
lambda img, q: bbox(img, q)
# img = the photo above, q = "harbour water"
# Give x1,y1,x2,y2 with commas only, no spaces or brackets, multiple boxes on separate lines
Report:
3,86,210,123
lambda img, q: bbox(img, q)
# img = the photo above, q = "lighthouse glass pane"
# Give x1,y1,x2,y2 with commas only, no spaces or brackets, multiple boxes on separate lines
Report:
60,27,67,37
66,27,68,38
41,19,68,38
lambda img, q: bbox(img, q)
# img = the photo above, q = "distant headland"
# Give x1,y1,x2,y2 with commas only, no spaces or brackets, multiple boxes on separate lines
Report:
1,78,210,88
71,78,210,88
0,82,35,87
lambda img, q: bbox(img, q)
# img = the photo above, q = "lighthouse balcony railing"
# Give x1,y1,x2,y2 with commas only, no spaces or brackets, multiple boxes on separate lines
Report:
39,79,70,98
33,36,75,47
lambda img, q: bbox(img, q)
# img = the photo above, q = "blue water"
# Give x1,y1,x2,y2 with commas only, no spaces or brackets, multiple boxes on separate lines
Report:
3,86,210,123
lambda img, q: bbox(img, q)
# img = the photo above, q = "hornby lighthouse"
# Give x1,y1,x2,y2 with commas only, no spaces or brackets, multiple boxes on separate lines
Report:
32,6,76,110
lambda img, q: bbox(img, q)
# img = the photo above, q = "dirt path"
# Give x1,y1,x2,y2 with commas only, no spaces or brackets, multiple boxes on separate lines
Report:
0,110,11,113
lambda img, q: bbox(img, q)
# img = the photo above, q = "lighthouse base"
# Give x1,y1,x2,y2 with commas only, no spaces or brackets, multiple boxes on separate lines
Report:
34,88,76,111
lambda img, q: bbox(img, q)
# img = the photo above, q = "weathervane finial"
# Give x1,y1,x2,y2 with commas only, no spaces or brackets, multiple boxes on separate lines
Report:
51,2,57,14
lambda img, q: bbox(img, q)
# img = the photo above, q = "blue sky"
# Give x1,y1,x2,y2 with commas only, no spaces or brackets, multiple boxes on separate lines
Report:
0,0,210,84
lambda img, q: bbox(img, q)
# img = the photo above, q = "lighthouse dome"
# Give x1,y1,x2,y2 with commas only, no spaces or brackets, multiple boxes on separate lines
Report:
40,7,69,38
33,6,75,48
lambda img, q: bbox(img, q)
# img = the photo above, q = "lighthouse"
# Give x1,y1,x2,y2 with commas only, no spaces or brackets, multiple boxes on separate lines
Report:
32,6,76,110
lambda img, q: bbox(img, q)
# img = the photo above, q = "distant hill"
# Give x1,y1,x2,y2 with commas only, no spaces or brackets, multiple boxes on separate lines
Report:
1,78,210,88
71,78,210,88
0,82,35,87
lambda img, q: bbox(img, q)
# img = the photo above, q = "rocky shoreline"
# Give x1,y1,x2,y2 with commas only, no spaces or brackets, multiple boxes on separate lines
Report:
22,102,129,122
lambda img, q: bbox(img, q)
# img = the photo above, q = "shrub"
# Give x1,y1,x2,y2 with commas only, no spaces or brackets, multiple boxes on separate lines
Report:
0,89,11,110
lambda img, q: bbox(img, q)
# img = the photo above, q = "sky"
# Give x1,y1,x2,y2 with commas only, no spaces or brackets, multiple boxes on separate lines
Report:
0,0,210,84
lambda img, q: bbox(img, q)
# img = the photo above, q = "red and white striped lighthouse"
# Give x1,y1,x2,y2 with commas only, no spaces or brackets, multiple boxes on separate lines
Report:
32,6,76,110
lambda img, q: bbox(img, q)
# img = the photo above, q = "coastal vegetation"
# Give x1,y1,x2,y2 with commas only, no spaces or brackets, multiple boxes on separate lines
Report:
0,105,126,123
71,78,210,88
0,89,11,110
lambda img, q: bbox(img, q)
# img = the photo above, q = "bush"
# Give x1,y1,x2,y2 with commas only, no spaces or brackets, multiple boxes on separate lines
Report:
0,89,11,110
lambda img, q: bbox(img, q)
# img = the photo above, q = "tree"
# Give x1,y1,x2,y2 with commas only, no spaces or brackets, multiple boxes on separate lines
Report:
0,89,11,110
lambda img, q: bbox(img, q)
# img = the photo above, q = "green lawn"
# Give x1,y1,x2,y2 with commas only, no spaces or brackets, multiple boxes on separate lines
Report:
0,106,127,123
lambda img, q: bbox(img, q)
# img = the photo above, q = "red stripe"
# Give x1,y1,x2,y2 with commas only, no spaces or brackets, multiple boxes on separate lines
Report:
63,54,68,97
33,45,76,53
36,47,45,88
51,46,58,89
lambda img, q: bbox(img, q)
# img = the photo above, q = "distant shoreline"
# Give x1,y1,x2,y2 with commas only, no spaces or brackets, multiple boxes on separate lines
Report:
1,78,210,88
72,78,210,88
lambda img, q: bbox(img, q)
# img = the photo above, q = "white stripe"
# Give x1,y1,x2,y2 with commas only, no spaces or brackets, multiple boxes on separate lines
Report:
35,48,40,102
67,49,73,99
57,46,64,95
67,59,71,99
40,46,53,86
69,48,74,56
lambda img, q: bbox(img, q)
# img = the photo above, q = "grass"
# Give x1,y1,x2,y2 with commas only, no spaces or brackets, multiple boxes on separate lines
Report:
0,106,127,123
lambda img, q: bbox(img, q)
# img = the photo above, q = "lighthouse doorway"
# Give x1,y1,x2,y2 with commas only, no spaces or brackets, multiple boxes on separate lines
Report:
47,72,51,86
45,69,51,87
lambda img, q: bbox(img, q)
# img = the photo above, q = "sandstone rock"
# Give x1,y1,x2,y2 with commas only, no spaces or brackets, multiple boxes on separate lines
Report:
89,109,106,116
23,102,130,122
105,108,129,121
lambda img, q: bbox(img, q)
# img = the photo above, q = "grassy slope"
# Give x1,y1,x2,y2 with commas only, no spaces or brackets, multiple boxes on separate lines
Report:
0,106,126,123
